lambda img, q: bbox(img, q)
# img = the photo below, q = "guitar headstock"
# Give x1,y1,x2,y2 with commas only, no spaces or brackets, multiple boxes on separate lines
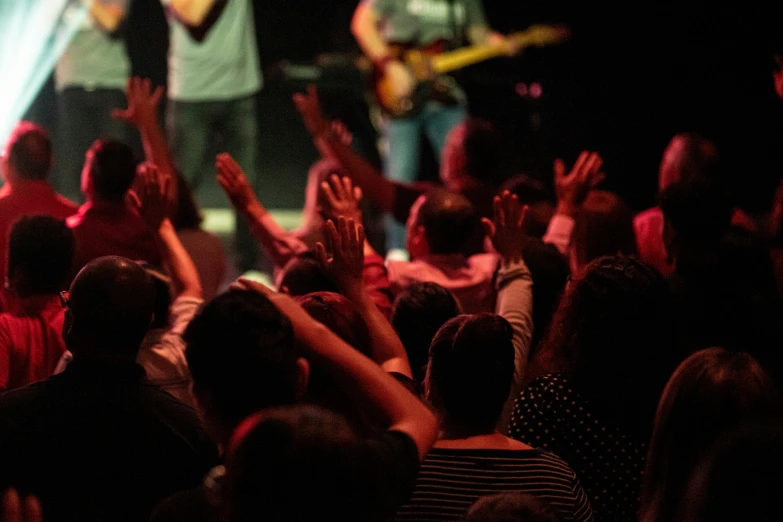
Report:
514,24,572,47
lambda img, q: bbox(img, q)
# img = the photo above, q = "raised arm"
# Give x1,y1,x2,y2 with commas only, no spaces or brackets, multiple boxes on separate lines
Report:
134,163,202,300
234,277,437,460
293,85,424,220
544,151,605,255
482,192,533,407
316,212,411,378
216,154,307,269
112,77,178,205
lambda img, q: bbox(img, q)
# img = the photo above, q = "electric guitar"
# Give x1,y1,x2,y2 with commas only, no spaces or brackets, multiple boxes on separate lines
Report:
374,24,571,118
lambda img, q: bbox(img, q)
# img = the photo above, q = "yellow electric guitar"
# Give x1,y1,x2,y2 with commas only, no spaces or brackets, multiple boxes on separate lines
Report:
374,24,571,118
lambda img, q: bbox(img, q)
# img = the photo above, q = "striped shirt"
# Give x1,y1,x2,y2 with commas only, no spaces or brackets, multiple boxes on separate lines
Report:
396,447,593,522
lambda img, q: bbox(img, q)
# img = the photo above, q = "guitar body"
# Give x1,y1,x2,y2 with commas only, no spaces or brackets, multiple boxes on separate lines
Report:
373,41,450,119
371,25,571,119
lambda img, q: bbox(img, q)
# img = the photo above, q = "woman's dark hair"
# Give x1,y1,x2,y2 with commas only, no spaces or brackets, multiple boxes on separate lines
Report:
464,493,562,522
461,118,513,190
171,174,203,230
392,282,462,386
7,215,74,296
639,348,782,522
678,422,783,522
222,405,382,522
533,256,678,438
279,252,338,296
426,314,514,435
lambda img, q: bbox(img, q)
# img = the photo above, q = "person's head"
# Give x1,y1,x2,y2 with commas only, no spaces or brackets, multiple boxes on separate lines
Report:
570,190,637,274
678,423,783,522
536,256,677,437
425,314,514,435
63,256,155,360
171,174,203,231
277,252,338,296
464,493,562,522
1,122,53,184
639,348,781,522
659,133,720,192
6,215,74,298
223,405,380,522
81,139,137,203
660,178,733,269
406,190,480,259
392,282,462,385
297,292,377,431
183,289,308,442
441,119,512,192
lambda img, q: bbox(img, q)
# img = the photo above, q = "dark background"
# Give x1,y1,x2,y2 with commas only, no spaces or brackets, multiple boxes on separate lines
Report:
27,1,783,213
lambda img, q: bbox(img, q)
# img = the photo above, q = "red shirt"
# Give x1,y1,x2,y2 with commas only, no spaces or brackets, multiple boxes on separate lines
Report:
0,181,78,279
67,200,162,276
0,295,67,391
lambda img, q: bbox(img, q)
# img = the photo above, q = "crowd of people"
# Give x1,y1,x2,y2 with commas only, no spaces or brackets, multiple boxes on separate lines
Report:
1,31,783,522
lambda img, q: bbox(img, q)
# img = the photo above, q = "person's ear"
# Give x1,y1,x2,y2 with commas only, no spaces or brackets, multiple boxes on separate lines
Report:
295,357,310,401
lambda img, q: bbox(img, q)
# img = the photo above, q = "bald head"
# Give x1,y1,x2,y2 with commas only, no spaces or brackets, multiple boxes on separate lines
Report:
67,256,155,357
659,133,720,192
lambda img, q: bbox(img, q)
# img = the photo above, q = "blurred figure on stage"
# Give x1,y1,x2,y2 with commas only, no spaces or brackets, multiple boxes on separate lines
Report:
351,0,518,255
164,0,262,272
55,0,137,202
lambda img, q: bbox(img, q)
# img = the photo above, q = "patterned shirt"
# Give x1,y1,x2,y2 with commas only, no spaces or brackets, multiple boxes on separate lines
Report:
510,375,646,522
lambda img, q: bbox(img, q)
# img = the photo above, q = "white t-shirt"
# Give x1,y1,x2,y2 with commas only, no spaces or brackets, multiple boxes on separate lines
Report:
163,0,263,101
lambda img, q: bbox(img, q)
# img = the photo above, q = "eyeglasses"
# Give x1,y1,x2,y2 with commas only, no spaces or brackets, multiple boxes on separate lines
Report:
59,291,70,309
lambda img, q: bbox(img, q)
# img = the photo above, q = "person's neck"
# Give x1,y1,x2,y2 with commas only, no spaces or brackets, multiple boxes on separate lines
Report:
87,196,126,209
436,426,531,450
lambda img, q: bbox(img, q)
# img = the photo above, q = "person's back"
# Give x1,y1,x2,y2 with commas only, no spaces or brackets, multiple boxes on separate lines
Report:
67,140,161,275
0,256,217,521
387,191,496,313
0,216,74,392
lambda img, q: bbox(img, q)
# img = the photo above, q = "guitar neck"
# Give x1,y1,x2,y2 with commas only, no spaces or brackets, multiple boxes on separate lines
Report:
431,44,506,74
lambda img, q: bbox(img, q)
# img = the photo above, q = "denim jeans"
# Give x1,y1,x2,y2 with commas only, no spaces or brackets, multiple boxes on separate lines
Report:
55,87,140,202
383,102,468,251
167,94,260,272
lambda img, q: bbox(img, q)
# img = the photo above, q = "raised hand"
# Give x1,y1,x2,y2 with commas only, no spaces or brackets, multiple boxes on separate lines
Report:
292,84,329,137
318,174,363,225
130,162,171,231
2,489,43,522
482,190,528,266
216,153,259,212
554,151,605,216
112,77,163,128
315,217,366,299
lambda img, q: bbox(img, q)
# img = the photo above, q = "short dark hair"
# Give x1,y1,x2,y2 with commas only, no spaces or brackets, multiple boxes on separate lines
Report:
86,139,137,201
184,289,299,430
571,190,637,269
465,493,561,522
171,173,203,230
279,253,338,296
223,405,380,522
416,190,479,255
7,215,74,295
660,177,733,246
639,348,782,522
426,314,514,434
392,282,461,385
5,122,52,181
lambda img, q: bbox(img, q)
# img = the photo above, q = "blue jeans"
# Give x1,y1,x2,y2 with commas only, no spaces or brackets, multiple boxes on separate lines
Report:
168,94,261,271
383,103,468,251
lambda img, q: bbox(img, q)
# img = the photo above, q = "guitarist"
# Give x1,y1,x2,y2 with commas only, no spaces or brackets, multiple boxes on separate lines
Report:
351,0,519,254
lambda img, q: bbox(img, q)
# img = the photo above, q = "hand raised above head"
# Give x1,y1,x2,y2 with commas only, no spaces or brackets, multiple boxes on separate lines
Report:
318,174,363,225
482,190,528,266
554,150,605,216
216,153,258,212
315,217,366,299
129,162,171,231
111,77,163,128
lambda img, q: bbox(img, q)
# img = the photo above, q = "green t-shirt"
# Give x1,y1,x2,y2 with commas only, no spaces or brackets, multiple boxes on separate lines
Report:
367,0,487,46
165,0,262,102
55,0,131,91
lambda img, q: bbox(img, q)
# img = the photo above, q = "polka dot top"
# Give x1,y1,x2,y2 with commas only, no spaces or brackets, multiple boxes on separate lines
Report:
509,374,646,522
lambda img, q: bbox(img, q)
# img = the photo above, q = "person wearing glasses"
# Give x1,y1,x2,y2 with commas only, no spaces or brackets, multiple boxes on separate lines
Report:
0,216,74,393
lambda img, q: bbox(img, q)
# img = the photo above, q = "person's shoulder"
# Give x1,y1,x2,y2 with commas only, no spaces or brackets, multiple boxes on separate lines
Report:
634,206,663,230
